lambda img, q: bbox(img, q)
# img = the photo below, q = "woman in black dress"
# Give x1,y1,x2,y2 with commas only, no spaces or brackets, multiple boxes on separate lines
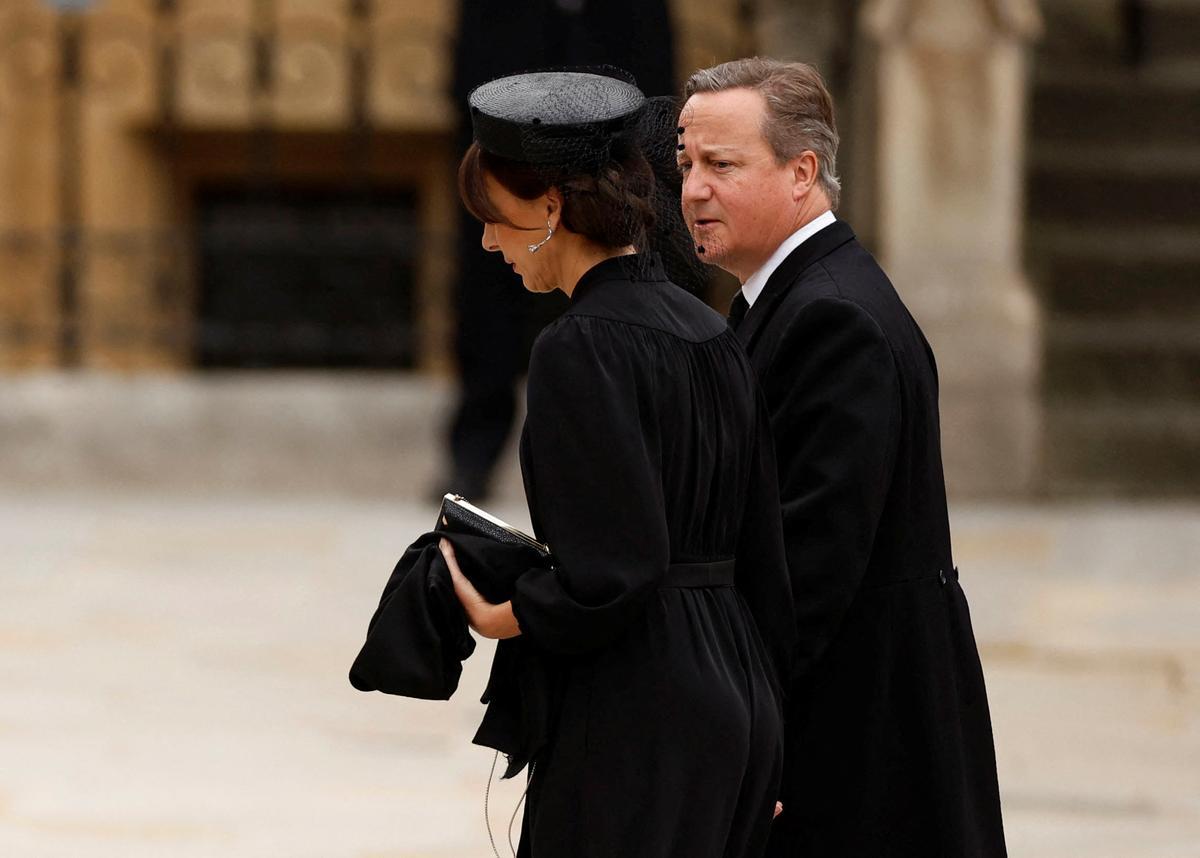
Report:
440,69,795,858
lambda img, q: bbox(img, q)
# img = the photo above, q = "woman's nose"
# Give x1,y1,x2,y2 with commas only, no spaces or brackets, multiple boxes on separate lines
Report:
480,223,499,252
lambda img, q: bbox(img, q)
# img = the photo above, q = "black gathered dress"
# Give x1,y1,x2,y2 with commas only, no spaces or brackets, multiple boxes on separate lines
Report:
508,255,795,858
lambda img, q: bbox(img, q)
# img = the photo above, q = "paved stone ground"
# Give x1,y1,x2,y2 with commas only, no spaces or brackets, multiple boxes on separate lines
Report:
1,489,1197,857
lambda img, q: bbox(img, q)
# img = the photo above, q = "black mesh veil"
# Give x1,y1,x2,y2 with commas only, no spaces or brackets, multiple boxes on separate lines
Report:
634,94,712,294
468,68,710,293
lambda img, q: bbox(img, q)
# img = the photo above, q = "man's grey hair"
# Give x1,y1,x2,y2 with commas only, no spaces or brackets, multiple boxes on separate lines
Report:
685,57,841,210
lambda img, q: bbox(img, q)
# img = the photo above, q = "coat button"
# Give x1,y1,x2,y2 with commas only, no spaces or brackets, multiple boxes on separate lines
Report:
938,569,947,585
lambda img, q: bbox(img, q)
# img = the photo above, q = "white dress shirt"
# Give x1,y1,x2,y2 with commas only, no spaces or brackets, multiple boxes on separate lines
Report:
741,210,837,308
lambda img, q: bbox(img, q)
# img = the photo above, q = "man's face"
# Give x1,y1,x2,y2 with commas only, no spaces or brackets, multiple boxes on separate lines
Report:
677,88,803,282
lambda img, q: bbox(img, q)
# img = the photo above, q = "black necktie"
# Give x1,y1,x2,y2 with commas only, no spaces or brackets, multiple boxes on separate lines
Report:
728,292,749,331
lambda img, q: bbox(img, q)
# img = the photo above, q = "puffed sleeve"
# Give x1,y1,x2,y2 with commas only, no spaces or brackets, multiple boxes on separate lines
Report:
510,318,671,655
767,297,900,682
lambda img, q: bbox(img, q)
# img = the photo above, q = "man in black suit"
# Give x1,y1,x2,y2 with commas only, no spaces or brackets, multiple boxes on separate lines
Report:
677,58,1007,857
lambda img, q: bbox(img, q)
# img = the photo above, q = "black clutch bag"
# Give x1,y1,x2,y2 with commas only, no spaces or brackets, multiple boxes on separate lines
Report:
436,493,553,564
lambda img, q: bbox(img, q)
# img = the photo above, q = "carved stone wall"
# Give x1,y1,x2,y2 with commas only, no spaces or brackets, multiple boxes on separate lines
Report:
0,0,744,372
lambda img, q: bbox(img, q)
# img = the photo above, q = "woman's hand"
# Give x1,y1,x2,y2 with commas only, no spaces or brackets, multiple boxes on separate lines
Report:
774,801,783,819
439,539,522,640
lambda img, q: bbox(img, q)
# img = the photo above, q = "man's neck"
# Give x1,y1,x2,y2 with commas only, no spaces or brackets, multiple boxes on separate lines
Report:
735,196,832,284
738,209,836,307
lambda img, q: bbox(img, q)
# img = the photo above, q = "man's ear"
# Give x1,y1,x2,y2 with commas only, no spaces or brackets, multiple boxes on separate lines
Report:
792,151,820,201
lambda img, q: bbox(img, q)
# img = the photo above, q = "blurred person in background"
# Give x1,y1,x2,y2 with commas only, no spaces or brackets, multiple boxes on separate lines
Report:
678,58,1008,857
441,68,795,857
439,0,676,501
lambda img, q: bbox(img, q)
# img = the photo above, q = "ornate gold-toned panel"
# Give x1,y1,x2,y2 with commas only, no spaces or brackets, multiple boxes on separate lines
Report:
0,0,744,370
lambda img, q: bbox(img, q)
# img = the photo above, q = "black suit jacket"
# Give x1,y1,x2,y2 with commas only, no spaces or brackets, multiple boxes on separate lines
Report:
735,221,1007,858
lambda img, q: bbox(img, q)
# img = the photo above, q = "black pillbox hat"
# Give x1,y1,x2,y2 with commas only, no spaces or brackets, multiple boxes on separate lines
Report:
469,69,647,167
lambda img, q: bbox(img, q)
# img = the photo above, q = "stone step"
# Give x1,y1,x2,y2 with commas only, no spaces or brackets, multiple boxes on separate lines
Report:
1026,216,1200,326
1043,401,1200,496
1037,0,1200,67
1034,253,1200,320
0,373,506,499
1027,152,1200,229
1035,0,1122,66
1031,0,1200,497
1030,73,1200,146
1141,0,1200,62
1044,319,1200,401
1032,142,1200,178
1027,223,1200,268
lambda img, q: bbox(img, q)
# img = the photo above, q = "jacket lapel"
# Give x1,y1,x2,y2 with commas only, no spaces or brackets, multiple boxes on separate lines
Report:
735,220,856,354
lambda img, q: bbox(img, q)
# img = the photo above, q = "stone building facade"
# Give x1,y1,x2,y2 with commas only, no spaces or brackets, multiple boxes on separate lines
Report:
755,0,1199,497
2,0,1197,496
0,0,748,374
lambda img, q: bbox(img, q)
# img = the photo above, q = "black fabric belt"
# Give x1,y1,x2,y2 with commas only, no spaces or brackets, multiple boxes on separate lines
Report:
661,559,736,589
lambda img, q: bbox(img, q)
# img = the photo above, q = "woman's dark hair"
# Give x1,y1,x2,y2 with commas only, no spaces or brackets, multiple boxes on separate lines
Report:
458,137,657,251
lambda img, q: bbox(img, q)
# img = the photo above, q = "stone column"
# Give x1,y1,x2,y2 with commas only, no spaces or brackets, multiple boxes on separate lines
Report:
753,0,847,68
0,2,62,368
862,0,1043,497
751,1,875,235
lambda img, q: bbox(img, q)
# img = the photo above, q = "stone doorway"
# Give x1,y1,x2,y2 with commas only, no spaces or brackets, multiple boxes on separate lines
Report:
195,186,419,369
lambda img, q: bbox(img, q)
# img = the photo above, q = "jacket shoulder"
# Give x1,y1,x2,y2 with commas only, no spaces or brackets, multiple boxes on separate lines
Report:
772,240,901,336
